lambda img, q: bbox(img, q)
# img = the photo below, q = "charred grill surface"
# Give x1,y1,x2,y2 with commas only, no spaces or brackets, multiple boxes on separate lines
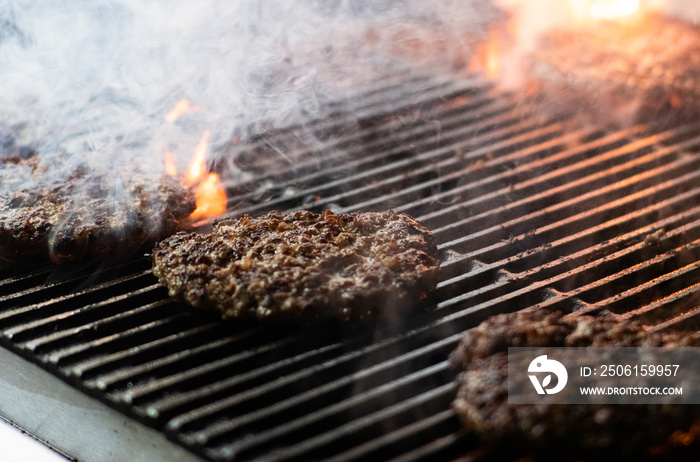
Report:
152,210,440,322
0,68,699,461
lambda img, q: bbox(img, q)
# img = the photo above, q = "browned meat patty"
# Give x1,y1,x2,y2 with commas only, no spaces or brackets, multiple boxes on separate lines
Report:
524,14,700,128
451,308,700,461
152,210,440,322
0,168,196,265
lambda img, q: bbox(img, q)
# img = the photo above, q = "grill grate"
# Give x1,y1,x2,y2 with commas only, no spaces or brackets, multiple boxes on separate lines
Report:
1,69,700,461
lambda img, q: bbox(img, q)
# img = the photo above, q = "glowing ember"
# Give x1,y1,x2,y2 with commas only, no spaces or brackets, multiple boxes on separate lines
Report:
185,129,211,185
164,150,178,176
589,0,640,19
165,99,191,122
190,173,227,219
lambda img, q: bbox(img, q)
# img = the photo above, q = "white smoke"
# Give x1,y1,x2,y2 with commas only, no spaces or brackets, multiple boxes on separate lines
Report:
0,0,500,176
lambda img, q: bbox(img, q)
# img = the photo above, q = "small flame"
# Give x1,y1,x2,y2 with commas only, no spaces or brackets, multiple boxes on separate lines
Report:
164,150,178,176
189,173,227,219
165,99,191,123
185,129,211,185
589,0,640,19
469,27,503,78
182,129,227,220
163,118,226,220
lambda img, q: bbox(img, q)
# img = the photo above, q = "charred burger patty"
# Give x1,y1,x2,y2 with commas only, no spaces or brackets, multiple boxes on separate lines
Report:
451,308,699,461
152,210,440,322
524,14,700,128
0,166,196,265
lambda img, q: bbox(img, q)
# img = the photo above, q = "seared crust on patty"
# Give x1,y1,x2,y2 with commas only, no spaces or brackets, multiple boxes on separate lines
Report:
0,172,196,265
525,14,700,129
152,210,440,322
451,308,700,461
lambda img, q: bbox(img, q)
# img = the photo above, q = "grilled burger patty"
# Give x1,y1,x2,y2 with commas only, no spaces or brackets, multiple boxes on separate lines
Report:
525,14,700,128
0,168,196,265
451,308,699,461
152,210,440,322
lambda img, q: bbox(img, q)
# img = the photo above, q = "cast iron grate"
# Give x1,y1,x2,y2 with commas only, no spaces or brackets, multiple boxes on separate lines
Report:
1,68,700,461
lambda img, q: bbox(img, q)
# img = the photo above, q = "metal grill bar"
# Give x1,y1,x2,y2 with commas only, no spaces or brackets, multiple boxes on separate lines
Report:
440,158,700,270
326,409,459,462
92,327,267,392
24,297,178,355
261,383,457,462
0,271,154,330
618,270,700,323
230,98,543,216
225,74,487,186
435,193,700,309
568,236,700,317
140,337,347,418
649,305,700,332
164,327,459,434
331,122,569,214
227,94,517,209
417,127,653,233
385,431,466,462
0,259,151,316
210,361,452,454
4,282,162,343
57,320,223,375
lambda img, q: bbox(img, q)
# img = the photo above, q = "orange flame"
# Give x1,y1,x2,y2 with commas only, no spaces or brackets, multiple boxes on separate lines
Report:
589,0,640,19
181,129,227,220
163,99,226,220
189,173,227,219
164,150,178,176
567,0,644,21
185,129,211,185
165,99,191,123
469,27,503,78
